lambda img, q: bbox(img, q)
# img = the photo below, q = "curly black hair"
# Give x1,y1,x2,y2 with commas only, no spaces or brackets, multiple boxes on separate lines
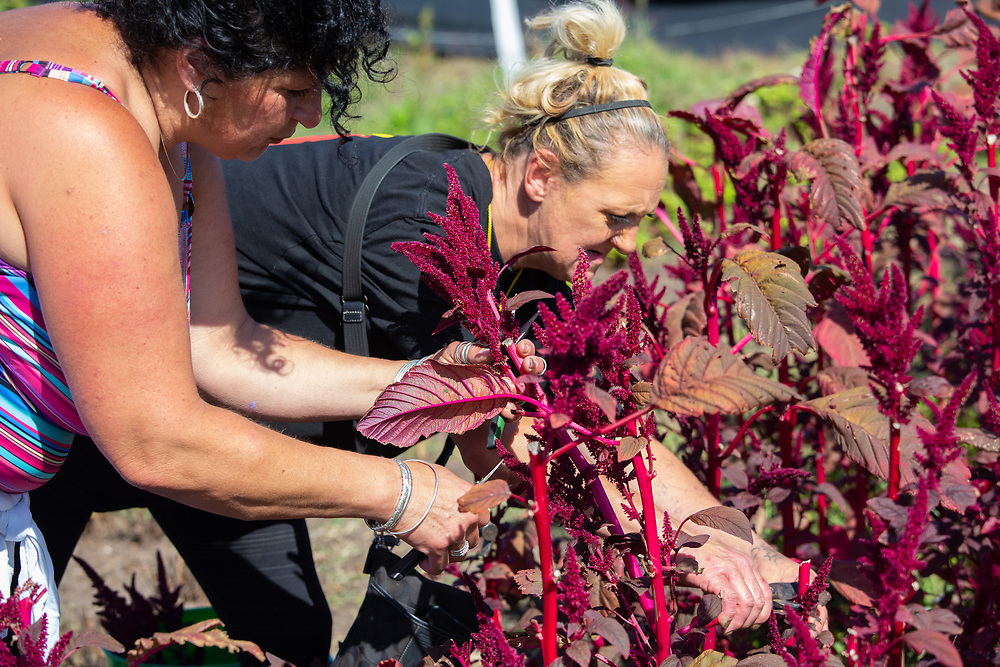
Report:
91,0,394,136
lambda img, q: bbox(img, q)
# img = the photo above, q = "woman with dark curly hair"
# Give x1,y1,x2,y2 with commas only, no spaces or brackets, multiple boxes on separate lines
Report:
0,0,535,653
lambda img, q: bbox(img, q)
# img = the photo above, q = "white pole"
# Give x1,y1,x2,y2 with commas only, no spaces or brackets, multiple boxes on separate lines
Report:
490,0,526,76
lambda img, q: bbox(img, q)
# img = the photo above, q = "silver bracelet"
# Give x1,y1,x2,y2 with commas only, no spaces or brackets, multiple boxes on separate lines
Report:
366,459,412,535
388,459,439,536
393,354,434,384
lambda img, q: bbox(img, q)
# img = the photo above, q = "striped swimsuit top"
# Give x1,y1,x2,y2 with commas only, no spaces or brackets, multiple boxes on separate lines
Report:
0,60,194,492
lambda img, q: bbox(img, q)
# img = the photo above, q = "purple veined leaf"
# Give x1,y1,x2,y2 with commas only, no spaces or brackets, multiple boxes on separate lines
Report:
616,435,648,462
815,365,872,396
584,382,617,422
652,337,801,418
432,307,465,335
504,289,554,314
807,263,851,305
64,629,124,657
828,560,875,607
814,481,852,515
734,151,768,180
686,506,753,544
720,246,818,361
901,629,964,667
587,616,630,659
736,654,788,666
565,639,592,667
128,620,266,665
801,386,889,481
687,649,737,667
674,556,700,574
513,568,543,596
668,159,716,221
903,605,963,634
723,74,799,112
500,245,555,275
884,170,958,211
457,479,511,514
631,381,652,408
719,222,769,240
955,426,1000,452
798,10,841,121
675,531,710,550
789,138,868,231
665,291,708,349
936,7,977,48
697,595,724,625
813,303,872,368
357,361,512,448
908,375,954,399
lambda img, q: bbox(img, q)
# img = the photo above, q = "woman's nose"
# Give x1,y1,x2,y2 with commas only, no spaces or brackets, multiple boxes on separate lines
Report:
294,89,323,129
612,224,639,255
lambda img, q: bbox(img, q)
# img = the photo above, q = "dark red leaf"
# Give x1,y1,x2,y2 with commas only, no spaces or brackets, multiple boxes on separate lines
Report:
457,479,511,513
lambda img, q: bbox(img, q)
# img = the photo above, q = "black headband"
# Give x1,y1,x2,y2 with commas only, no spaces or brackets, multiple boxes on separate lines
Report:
586,56,613,66
553,99,653,122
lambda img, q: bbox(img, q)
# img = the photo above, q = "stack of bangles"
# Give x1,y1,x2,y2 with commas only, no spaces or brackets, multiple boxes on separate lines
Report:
393,354,434,383
366,459,440,537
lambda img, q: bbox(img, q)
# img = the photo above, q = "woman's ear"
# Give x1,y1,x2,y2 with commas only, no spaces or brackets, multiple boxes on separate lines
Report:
523,148,559,202
174,45,211,94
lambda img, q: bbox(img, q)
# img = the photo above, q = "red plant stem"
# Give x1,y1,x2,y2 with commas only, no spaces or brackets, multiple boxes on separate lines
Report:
712,164,726,231
655,203,684,245
528,447,558,665
771,187,782,251
631,430,671,662
993,282,1000,390
731,332,754,356
861,226,874,275
990,138,998,214
705,262,724,496
888,420,901,501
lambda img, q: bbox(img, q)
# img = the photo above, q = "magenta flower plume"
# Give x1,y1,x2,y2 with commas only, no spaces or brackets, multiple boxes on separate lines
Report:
834,239,922,421
460,574,526,667
557,545,590,632
931,90,979,184
961,7,1000,127
0,583,73,667
392,163,515,358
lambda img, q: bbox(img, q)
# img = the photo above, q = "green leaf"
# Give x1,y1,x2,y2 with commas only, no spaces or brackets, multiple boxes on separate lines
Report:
652,337,800,417
721,246,817,362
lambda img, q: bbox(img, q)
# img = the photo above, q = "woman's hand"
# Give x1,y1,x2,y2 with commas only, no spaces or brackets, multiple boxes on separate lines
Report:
433,338,546,377
676,536,773,633
392,460,489,576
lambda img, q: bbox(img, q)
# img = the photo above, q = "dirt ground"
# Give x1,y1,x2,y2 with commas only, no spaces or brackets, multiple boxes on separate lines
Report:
56,511,374,667
56,436,469,667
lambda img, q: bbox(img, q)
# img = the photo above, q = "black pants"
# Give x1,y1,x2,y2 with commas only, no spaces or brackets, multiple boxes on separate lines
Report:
29,437,333,667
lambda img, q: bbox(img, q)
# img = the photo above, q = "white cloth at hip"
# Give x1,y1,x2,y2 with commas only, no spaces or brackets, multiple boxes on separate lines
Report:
0,491,60,652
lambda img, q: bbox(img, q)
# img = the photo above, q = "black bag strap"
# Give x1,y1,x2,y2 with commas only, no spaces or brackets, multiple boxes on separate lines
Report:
342,133,473,357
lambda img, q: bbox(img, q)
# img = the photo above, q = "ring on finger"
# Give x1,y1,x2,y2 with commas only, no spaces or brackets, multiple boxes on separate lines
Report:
536,358,547,375
449,539,470,559
456,341,476,365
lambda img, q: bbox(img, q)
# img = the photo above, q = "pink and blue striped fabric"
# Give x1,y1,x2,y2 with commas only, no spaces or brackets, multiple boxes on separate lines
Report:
0,61,193,491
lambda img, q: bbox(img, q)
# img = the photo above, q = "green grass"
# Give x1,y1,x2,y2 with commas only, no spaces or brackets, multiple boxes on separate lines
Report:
299,36,808,150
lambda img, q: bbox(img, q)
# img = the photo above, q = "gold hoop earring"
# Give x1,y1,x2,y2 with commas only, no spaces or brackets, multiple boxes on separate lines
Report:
184,88,204,119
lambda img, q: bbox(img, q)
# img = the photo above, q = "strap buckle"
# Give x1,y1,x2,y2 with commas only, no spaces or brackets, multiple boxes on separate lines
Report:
342,297,367,324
